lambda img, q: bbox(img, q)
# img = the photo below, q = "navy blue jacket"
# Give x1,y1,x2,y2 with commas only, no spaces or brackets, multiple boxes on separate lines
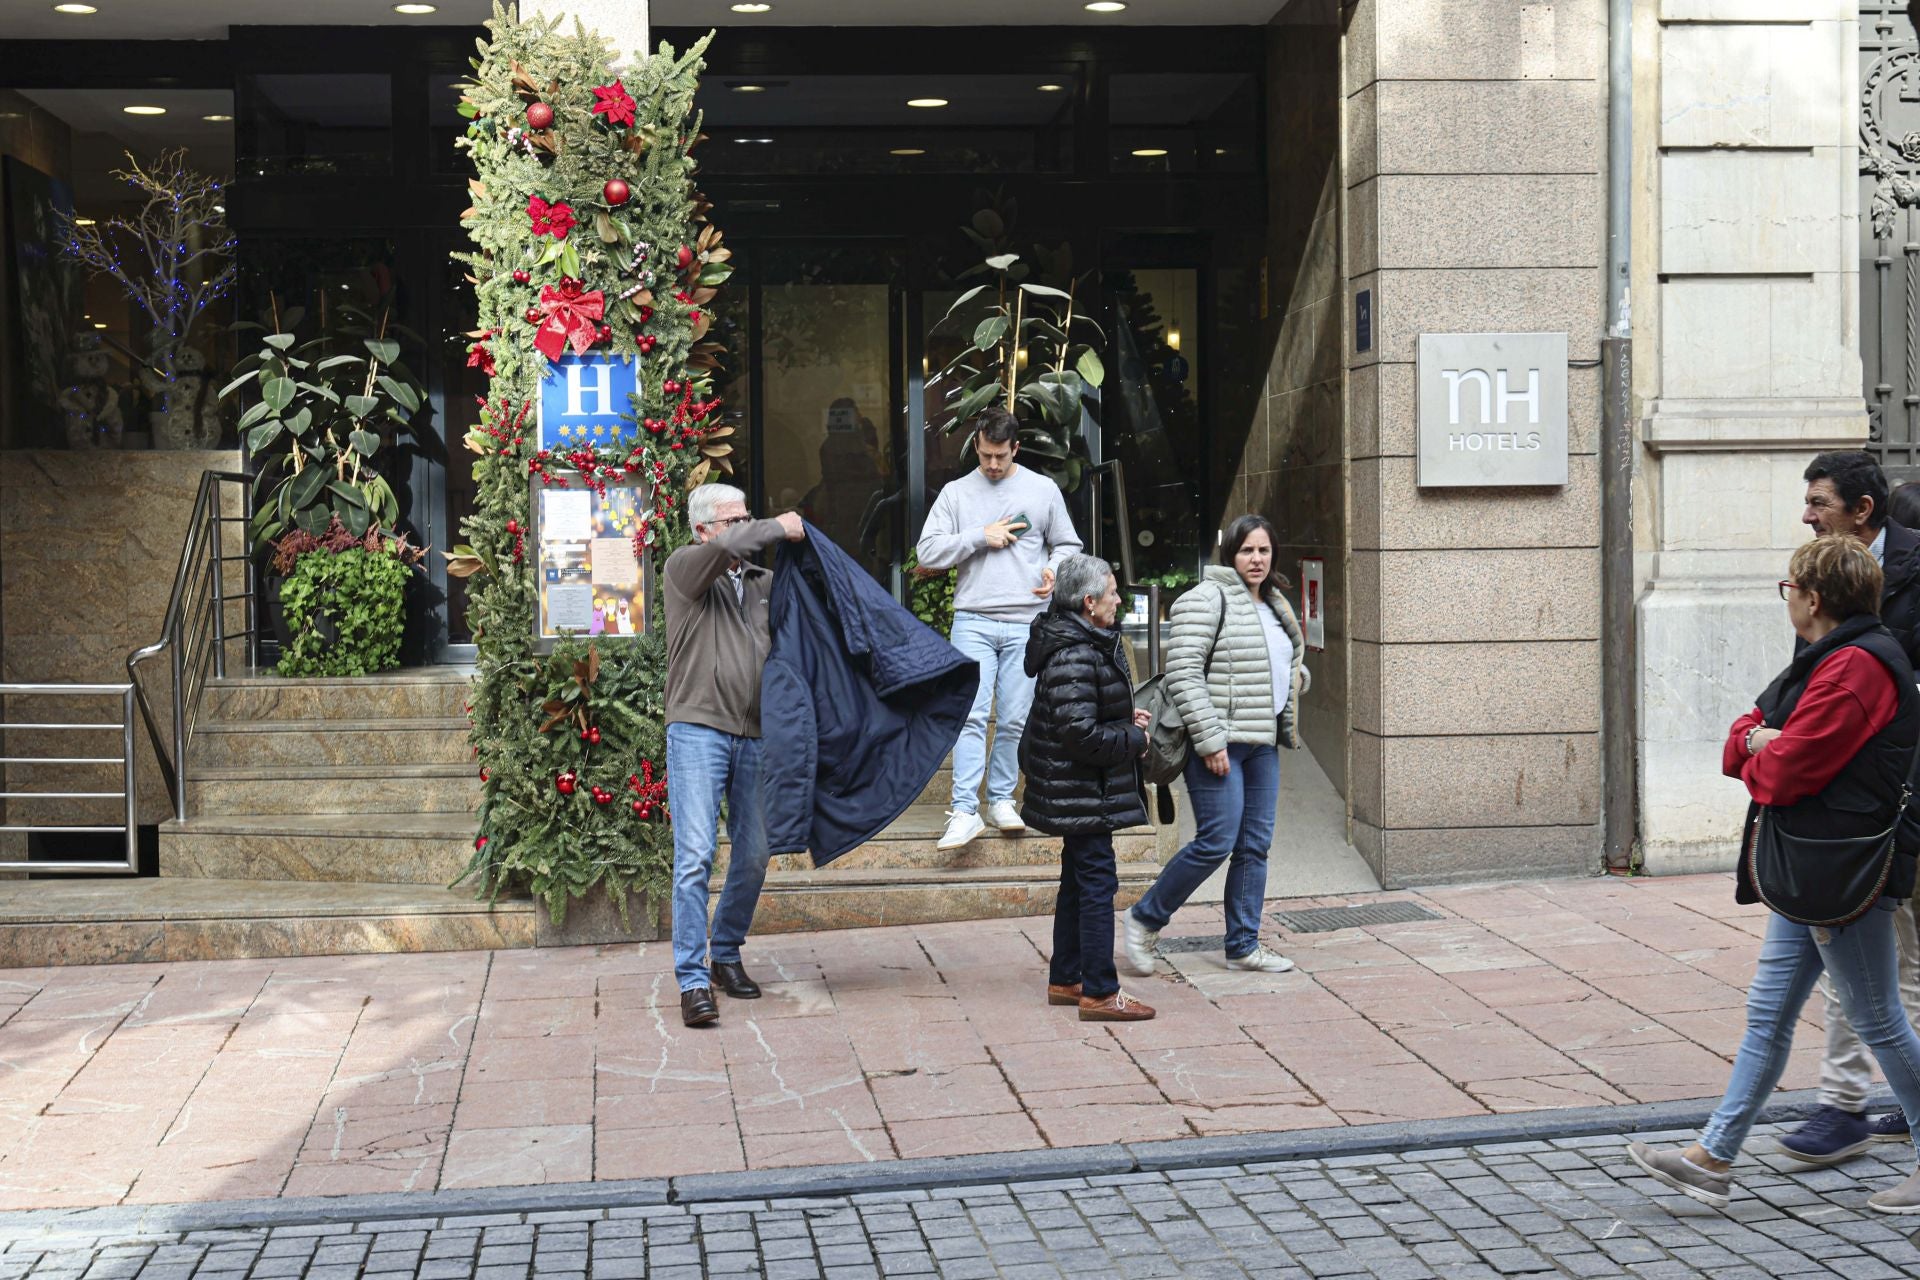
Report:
761,522,979,865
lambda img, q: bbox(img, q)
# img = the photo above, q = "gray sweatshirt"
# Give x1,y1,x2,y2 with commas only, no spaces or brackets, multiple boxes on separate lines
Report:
915,465,1083,622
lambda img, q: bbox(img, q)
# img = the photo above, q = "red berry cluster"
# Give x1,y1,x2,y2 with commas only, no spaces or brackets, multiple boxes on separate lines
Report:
629,759,668,819
504,519,525,563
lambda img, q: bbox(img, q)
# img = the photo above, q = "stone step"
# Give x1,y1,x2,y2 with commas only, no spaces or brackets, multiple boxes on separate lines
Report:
716,804,1152,876
189,718,474,769
159,812,481,884
0,876,535,967
746,861,1166,934
199,668,473,724
184,763,482,816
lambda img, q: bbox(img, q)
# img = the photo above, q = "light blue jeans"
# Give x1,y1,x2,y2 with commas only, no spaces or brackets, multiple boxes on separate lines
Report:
948,612,1036,814
665,722,770,993
1701,902,1920,1162
1130,742,1279,959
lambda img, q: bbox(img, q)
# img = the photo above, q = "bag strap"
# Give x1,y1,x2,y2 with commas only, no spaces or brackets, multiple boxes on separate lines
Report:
1201,585,1228,677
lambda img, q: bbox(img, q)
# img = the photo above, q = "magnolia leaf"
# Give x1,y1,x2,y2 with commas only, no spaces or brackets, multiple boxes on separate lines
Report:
1076,347,1106,387
691,311,711,340
711,453,735,474
464,429,492,455
704,425,737,439
687,460,712,488
596,211,618,243
468,177,487,198
700,445,731,458
444,552,489,579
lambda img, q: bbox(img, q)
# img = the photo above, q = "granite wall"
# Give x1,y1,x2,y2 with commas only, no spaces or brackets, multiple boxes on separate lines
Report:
1343,0,1609,886
0,450,241,842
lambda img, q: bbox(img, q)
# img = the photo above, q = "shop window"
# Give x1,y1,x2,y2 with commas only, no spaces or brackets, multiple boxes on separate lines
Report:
241,74,392,178
1108,73,1256,175
1104,267,1203,584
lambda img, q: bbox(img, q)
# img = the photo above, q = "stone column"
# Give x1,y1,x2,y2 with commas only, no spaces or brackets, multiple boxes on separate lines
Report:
1635,1,1864,873
1345,0,1608,885
525,0,649,64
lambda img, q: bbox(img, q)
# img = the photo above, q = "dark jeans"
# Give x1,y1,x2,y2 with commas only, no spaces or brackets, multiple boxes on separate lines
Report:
1050,831,1120,1000
1131,742,1279,958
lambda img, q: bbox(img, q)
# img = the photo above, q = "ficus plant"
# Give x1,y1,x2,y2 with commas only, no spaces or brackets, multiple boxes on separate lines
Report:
928,250,1105,491
223,303,427,553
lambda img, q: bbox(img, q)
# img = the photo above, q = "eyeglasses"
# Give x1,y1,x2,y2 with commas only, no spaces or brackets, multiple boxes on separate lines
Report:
1778,580,1800,601
707,515,752,530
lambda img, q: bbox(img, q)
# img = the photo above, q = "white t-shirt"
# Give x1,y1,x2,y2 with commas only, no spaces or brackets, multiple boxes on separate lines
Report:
1257,603,1295,717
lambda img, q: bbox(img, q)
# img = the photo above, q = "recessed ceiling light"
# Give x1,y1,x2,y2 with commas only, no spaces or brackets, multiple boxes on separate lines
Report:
1037,84,1066,92
53,4,98,14
731,83,768,93
202,113,233,122
730,2,773,10
1086,1,1127,10
907,98,949,109
890,148,926,156
123,105,166,116
393,4,437,13
93,322,107,329
733,136,773,144
74,217,96,226
1130,148,1167,157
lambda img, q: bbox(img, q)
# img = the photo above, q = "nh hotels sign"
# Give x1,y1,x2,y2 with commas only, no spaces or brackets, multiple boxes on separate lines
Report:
1415,332,1568,488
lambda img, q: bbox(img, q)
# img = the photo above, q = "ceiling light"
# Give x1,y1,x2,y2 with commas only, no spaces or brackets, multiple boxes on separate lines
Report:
907,98,949,109
203,113,233,122
890,148,926,156
731,83,768,93
1086,1,1127,10
123,105,167,116
1166,325,1181,351
54,4,98,13
1131,148,1167,157
74,217,96,226
730,2,773,10
93,322,107,329
733,136,773,144
393,3,438,13
1037,84,1066,92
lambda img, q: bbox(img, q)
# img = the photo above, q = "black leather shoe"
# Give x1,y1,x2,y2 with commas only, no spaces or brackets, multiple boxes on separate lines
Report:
713,961,762,999
680,987,719,1026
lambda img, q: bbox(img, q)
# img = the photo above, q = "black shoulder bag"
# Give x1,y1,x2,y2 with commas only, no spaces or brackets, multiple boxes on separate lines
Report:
1746,739,1920,927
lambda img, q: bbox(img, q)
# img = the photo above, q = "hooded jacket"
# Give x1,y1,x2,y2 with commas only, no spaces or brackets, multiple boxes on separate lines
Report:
1017,608,1149,836
760,521,979,866
1165,565,1311,756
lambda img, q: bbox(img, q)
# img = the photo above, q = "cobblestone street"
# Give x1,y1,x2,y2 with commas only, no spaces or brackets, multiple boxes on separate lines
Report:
6,1120,1920,1280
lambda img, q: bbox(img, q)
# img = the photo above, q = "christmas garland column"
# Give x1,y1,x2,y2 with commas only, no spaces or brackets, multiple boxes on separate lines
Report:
451,3,733,923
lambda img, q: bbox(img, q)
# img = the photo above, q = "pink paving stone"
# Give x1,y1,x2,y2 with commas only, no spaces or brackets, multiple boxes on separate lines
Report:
1089,990,1253,1051
439,1123,593,1189
1657,1006,1820,1060
224,1009,361,1052
11,982,155,1023
1307,1063,1486,1125
866,1063,1023,1122
1213,983,1356,1027
1463,1074,1634,1113
1128,1041,1305,1106
1570,1039,1740,1103
1416,886,1560,920
741,979,837,1018
992,1034,1153,1093
1016,1082,1171,1111
718,1012,856,1061
1373,924,1545,975
1601,969,1748,1016
1445,965,1598,1008
465,1032,597,1083
888,1111,1047,1160
1244,1014,1419,1072
1500,996,1689,1054
455,1077,594,1129
474,995,596,1039
730,1063,884,1135
596,1124,746,1179
1029,1101,1196,1146
1528,942,1691,977
1179,1101,1346,1137
248,976,378,1014
1676,947,1761,989
282,1155,444,1199
744,1126,895,1168
596,1084,736,1131
841,1013,993,1073
321,1059,466,1109
295,1103,454,1165
1446,911,1630,950
1602,910,1762,954
1388,1021,1582,1081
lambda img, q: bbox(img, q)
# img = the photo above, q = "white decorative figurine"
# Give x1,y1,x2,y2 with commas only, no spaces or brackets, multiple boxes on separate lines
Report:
56,331,124,450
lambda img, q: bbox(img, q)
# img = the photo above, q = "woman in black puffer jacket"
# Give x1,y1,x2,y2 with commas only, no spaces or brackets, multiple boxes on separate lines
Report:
1019,553,1154,1022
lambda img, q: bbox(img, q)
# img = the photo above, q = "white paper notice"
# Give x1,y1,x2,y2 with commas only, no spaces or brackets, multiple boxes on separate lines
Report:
542,490,593,543
590,537,639,588
546,583,595,633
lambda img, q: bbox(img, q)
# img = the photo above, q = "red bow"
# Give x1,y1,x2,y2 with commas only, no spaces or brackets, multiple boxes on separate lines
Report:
532,279,606,362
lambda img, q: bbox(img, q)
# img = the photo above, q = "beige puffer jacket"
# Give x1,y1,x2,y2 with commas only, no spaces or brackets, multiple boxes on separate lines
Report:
1165,565,1309,756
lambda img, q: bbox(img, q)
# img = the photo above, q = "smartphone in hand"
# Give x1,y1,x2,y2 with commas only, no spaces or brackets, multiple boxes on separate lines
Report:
1008,513,1031,536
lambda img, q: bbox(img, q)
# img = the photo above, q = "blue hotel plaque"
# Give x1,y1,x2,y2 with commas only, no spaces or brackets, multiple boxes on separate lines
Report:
535,352,641,452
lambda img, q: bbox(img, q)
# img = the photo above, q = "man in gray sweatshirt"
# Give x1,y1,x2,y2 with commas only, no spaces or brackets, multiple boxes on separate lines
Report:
915,408,1084,849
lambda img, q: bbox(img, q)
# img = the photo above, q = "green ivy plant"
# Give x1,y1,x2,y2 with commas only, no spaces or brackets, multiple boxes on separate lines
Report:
224,303,426,552
275,545,413,677
928,251,1104,492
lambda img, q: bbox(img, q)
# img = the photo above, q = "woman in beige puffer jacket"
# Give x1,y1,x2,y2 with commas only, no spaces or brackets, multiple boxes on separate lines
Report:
1122,515,1308,976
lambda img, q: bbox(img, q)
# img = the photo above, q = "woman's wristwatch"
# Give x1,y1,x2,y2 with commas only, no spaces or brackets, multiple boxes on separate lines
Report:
1745,725,1763,756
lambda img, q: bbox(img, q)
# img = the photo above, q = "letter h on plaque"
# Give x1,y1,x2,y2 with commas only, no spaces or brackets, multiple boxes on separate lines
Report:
536,352,640,451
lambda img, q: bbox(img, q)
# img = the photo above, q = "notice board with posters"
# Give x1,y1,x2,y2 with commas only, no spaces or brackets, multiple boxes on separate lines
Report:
527,468,652,653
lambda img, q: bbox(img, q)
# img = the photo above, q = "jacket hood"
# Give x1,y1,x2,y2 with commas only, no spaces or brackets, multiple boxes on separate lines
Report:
1026,608,1108,676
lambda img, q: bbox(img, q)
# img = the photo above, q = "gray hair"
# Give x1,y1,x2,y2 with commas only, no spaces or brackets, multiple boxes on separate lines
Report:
1053,553,1114,617
688,482,747,530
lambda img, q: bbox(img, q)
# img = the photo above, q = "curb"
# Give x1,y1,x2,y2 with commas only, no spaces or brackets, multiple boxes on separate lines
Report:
0,1087,1870,1244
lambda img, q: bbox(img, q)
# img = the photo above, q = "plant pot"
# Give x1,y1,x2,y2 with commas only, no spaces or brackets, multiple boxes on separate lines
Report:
274,551,408,677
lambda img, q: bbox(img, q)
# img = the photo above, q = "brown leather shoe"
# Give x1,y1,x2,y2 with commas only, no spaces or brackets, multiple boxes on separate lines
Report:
1047,982,1082,1006
1079,990,1155,1022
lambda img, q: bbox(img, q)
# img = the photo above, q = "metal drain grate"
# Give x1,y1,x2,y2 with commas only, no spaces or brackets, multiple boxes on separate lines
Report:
1270,901,1443,934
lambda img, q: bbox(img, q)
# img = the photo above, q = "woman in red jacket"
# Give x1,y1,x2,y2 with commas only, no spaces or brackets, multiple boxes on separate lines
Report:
1629,534,1920,1213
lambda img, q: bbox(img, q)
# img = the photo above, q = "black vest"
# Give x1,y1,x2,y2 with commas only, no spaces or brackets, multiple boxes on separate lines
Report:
1739,615,1920,904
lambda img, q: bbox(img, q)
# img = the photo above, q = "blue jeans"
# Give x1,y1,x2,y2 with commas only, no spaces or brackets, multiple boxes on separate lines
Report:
1701,902,1920,1162
1131,742,1279,959
665,722,771,993
948,612,1036,813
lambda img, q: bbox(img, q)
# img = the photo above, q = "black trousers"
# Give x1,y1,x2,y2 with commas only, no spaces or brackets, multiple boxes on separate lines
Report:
1050,831,1120,999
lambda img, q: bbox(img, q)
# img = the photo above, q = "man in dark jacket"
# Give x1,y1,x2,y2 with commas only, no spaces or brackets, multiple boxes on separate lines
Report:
1019,553,1155,1022
1780,449,1920,1160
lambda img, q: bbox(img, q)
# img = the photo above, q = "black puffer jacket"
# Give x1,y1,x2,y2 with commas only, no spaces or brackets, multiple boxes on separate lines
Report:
1018,609,1148,836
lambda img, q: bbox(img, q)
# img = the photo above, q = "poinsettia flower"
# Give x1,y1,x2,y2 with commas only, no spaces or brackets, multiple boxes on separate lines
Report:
528,195,554,235
592,80,637,128
466,343,496,377
544,200,577,238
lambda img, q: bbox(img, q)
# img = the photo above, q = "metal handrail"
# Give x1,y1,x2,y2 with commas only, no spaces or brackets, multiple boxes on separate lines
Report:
0,683,138,873
127,470,258,822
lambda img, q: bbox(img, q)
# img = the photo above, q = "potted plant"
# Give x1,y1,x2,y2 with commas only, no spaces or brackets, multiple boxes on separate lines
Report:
222,303,428,669
266,519,427,677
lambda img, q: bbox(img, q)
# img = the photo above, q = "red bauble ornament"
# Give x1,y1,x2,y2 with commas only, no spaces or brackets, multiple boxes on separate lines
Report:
588,726,602,745
603,178,631,206
475,835,488,849
594,789,612,806
662,379,680,395
638,335,657,354
525,307,541,323
556,771,577,795
512,269,531,284
676,244,694,269
631,800,645,815
526,102,555,130
506,519,519,534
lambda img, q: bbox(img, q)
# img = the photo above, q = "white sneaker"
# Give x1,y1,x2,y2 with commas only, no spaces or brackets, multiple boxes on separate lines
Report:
1121,912,1160,976
988,800,1025,833
1226,943,1295,973
937,810,986,851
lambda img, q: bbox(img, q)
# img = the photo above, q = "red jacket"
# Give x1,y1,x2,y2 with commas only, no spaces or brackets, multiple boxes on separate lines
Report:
1724,647,1900,806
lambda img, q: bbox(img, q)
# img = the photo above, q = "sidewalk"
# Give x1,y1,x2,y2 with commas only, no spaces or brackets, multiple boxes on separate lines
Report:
0,872,1815,1212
